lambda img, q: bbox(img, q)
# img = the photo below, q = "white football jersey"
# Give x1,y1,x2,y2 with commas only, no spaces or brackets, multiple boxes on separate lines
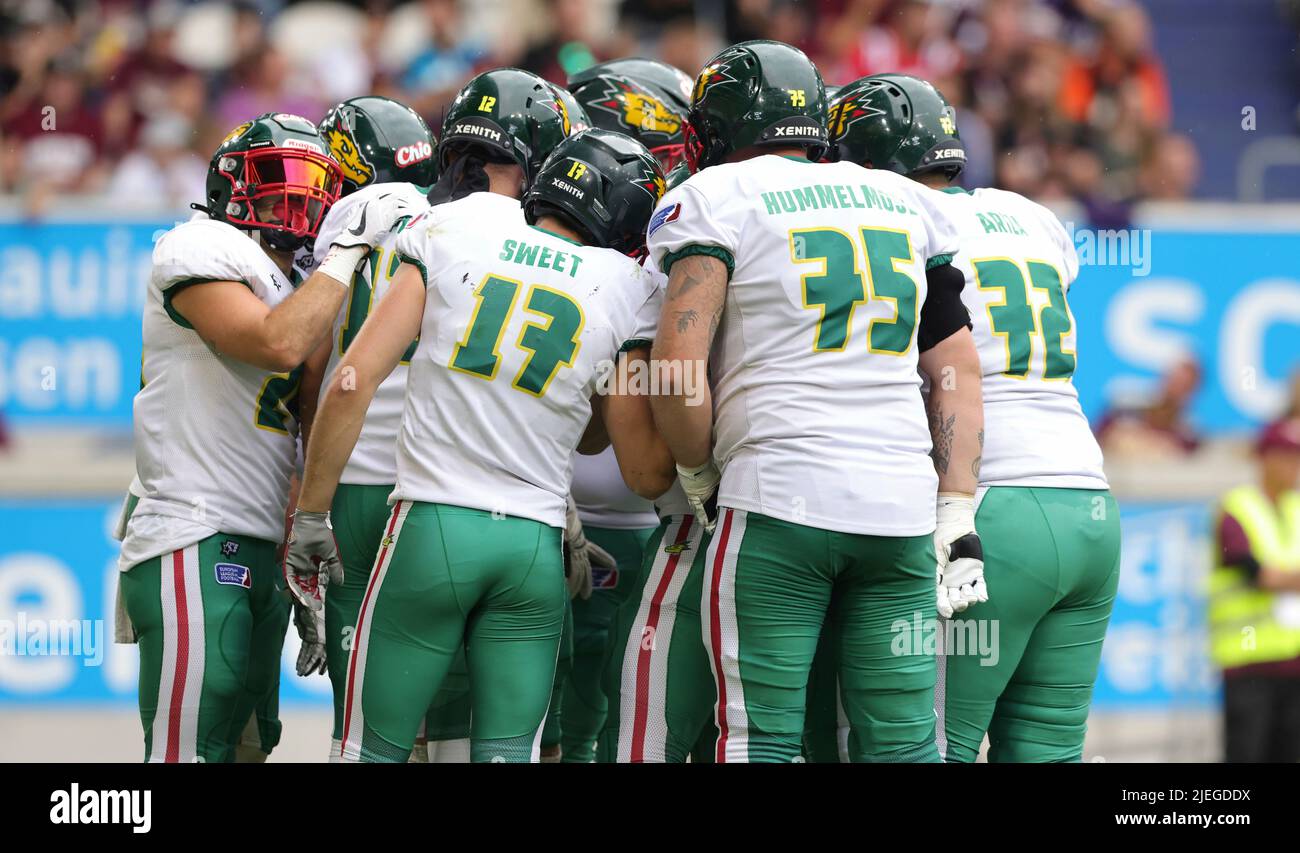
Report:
648,155,960,536
390,191,664,528
122,215,301,566
939,188,1107,490
572,447,659,529
314,182,431,485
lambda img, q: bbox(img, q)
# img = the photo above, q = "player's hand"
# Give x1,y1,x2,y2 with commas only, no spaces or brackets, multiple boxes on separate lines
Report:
331,191,417,251
676,462,720,534
564,496,595,600
934,494,987,618
284,509,343,612
293,600,328,677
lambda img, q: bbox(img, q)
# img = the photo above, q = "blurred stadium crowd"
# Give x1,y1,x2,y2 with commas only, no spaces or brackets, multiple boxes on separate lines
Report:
0,0,1199,220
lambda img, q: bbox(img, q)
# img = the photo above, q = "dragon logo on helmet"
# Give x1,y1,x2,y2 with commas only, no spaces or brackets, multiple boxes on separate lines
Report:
222,121,253,145
544,94,574,137
324,117,375,187
589,80,682,137
692,62,738,105
828,95,882,140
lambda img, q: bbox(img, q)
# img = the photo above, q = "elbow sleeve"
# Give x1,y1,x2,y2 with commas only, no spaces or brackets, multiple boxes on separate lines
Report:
918,262,972,352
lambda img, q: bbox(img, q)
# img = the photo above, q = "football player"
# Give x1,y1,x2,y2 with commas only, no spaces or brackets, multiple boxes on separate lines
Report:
595,154,718,763
401,71,586,763
291,95,439,762
829,74,1119,763
116,112,413,763
517,67,692,763
648,41,986,763
284,128,674,762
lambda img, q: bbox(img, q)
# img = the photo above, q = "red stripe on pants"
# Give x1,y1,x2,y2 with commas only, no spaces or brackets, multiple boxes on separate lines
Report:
166,548,188,763
709,509,735,763
341,500,403,753
630,515,694,762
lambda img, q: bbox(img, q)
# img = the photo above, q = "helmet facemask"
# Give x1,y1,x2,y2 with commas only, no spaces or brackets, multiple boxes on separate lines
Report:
650,142,687,172
216,146,342,250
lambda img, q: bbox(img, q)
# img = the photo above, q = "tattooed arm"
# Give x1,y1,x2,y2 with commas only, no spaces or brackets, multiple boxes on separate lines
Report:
918,326,983,496
649,252,728,468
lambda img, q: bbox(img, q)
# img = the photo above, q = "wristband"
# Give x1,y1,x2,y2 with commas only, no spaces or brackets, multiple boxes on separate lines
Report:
317,245,368,287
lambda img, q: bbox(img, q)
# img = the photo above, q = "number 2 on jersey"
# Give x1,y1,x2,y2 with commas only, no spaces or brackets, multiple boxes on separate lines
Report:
254,366,303,434
450,274,584,397
791,226,918,354
973,258,1075,380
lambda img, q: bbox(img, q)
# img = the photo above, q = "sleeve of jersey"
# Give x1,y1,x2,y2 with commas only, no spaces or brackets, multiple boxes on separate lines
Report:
912,184,962,269
646,181,738,280
390,213,431,286
152,224,256,328
620,270,665,352
153,224,249,293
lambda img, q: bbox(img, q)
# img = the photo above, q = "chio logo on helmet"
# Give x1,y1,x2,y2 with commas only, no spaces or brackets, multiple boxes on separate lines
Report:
396,141,434,167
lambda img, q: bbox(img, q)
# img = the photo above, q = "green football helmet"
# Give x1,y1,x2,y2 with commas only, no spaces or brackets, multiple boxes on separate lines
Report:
547,83,593,133
828,73,965,179
567,72,688,171
202,112,343,251
318,96,438,195
685,39,828,172
523,128,666,255
569,57,694,115
438,68,573,184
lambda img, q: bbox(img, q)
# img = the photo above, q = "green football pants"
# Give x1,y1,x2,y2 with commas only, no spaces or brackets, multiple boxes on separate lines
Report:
599,514,718,762
555,524,655,762
704,507,939,763
939,486,1121,763
120,532,289,763
339,500,565,763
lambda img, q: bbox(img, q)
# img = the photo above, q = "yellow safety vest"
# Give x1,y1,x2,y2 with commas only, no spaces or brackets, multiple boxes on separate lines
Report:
1208,485,1300,669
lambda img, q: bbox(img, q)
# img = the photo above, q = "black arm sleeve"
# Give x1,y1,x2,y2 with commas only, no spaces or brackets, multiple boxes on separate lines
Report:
917,262,972,352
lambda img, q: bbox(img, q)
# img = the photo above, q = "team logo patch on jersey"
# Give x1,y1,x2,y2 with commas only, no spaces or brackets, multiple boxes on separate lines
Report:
214,563,252,588
324,117,375,187
647,202,681,238
589,80,682,137
220,539,240,557
592,564,619,589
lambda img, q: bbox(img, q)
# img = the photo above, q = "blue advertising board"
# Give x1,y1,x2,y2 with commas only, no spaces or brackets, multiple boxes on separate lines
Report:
0,496,1216,709
1066,226,1300,432
0,499,329,706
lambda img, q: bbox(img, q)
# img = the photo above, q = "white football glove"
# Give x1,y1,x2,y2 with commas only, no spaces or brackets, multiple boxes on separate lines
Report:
331,190,417,251
293,600,328,677
283,510,343,612
563,496,615,601
676,462,721,534
934,494,987,619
